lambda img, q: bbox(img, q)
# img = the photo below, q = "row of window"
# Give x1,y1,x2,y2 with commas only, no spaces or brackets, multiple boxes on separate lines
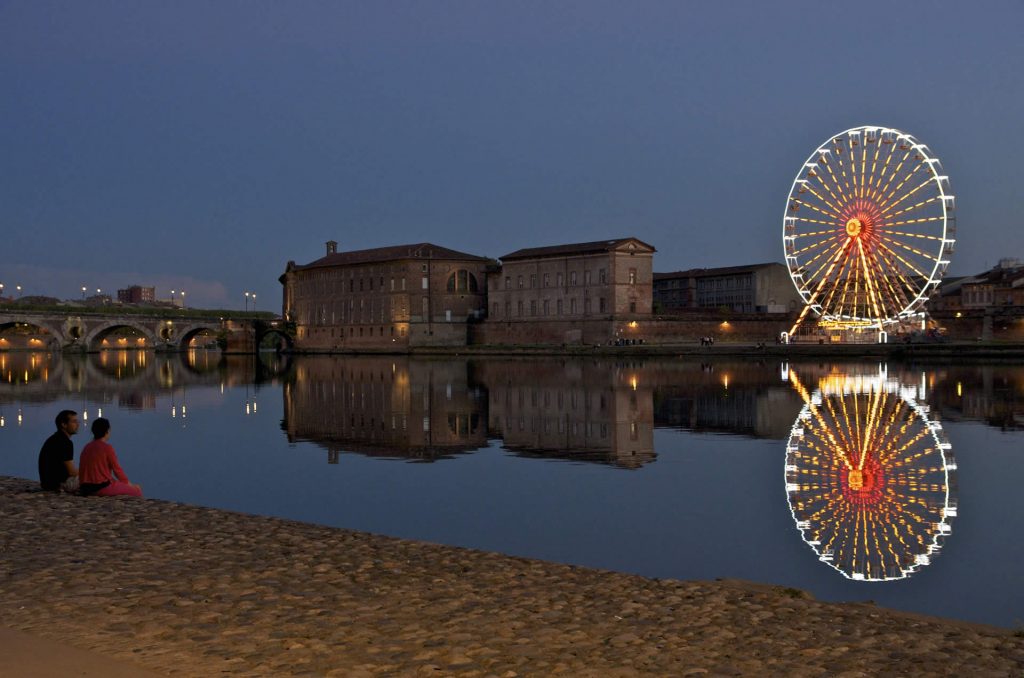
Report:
295,270,480,296
499,268,636,290
491,298,637,317
697,275,754,291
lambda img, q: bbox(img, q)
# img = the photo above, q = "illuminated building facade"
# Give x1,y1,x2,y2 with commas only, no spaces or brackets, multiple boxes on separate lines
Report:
280,241,489,350
479,237,655,345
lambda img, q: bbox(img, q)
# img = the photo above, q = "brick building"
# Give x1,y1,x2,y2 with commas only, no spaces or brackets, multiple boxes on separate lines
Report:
653,262,799,314
280,241,489,350
478,237,655,345
116,285,156,304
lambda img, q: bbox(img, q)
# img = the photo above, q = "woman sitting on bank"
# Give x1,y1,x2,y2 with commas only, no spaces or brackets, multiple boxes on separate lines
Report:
79,418,143,497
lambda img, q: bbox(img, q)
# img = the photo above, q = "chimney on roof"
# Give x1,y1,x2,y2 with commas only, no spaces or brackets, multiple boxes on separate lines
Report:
326,240,338,256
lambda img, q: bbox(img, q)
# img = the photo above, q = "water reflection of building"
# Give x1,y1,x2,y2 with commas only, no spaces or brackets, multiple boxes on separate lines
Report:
648,363,801,439
476,360,655,468
282,357,488,462
928,365,1024,431
785,366,957,581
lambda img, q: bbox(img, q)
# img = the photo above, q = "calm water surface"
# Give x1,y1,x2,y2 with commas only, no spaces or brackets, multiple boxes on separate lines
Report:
1,350,1022,627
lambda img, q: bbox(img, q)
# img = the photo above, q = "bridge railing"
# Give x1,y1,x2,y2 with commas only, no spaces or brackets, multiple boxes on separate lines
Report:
0,303,279,322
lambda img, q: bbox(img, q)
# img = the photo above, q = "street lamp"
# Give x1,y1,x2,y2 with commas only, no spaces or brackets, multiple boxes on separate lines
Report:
81,285,87,300
180,290,186,309
15,285,22,298
251,293,256,311
244,291,250,311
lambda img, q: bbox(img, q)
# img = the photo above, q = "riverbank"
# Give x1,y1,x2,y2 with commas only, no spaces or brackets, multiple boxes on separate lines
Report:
2,475,1022,677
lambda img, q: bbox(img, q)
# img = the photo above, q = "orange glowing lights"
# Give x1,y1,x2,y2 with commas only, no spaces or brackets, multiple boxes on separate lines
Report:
845,217,862,237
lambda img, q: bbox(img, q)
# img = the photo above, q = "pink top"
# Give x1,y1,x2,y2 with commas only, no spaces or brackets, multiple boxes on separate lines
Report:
79,440,130,485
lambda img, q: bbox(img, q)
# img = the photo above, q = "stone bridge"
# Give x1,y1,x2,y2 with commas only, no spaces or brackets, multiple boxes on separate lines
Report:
0,309,293,353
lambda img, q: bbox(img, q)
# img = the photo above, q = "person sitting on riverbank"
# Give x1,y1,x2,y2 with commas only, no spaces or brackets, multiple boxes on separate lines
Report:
37,410,81,493
78,418,143,498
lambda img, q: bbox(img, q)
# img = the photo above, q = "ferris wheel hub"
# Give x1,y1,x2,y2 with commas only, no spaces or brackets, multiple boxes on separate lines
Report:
845,218,863,238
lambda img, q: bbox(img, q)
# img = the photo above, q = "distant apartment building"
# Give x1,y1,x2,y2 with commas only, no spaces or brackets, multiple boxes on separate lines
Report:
480,237,655,345
932,259,1024,312
279,241,489,350
653,263,799,314
117,285,156,304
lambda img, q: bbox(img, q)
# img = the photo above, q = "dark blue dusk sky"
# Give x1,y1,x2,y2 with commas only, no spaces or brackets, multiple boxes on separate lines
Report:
2,1,1021,309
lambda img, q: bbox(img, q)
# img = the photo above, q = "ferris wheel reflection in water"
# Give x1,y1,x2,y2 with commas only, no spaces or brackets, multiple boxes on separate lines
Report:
783,364,957,581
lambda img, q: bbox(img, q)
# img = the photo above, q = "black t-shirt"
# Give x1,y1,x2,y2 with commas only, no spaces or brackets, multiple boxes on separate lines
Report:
38,431,72,491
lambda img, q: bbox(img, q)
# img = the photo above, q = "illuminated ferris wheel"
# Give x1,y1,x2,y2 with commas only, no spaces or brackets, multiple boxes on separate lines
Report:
784,367,956,581
783,126,956,338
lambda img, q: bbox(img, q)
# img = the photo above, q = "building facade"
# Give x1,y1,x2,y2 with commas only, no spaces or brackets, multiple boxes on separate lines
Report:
280,241,489,350
478,237,655,345
117,285,156,304
653,263,799,314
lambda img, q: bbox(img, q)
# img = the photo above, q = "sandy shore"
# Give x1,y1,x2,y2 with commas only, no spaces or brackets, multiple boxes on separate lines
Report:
2,475,1022,677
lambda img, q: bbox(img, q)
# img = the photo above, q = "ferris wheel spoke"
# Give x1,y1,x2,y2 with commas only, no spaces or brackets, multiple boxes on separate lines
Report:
881,236,941,263
882,230,943,242
808,161,844,205
800,239,846,285
793,235,837,258
819,154,852,205
859,138,871,199
791,198,841,220
884,216,945,228
875,149,914,205
886,196,939,219
832,250,859,317
867,140,901,202
856,240,885,323
792,220,838,231
865,246,912,315
872,245,920,307
880,175,934,217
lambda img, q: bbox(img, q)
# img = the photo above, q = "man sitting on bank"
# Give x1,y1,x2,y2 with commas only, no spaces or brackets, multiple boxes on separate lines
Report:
38,410,81,493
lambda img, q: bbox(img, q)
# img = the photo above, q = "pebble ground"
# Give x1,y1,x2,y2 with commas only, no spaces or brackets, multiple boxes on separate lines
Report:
2,476,1022,677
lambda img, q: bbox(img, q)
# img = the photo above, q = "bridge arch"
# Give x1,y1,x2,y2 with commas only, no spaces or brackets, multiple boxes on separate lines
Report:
256,326,295,352
85,321,157,351
177,324,222,351
0,319,63,350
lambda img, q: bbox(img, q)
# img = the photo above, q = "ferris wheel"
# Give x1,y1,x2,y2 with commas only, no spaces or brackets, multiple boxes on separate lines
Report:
784,367,956,581
783,126,956,336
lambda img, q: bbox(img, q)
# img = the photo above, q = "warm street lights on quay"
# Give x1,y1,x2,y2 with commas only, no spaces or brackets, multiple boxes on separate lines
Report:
244,291,256,312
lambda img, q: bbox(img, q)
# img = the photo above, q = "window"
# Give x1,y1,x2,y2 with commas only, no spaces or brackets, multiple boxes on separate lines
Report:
599,297,606,313
584,270,591,285
543,299,550,316
505,302,511,317
570,271,577,286
570,298,577,314
584,298,590,314
629,268,637,285
401,278,406,291
390,278,395,291
630,301,636,313
599,268,607,284
556,272,563,287
446,270,479,293
493,302,499,316
543,273,550,287
530,300,537,316
529,274,537,288
557,299,563,315
517,275,524,289
505,277,511,290
517,301,524,316
422,276,429,290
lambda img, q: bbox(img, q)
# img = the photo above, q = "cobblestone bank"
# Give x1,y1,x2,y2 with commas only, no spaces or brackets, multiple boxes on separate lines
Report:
1,476,1022,677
